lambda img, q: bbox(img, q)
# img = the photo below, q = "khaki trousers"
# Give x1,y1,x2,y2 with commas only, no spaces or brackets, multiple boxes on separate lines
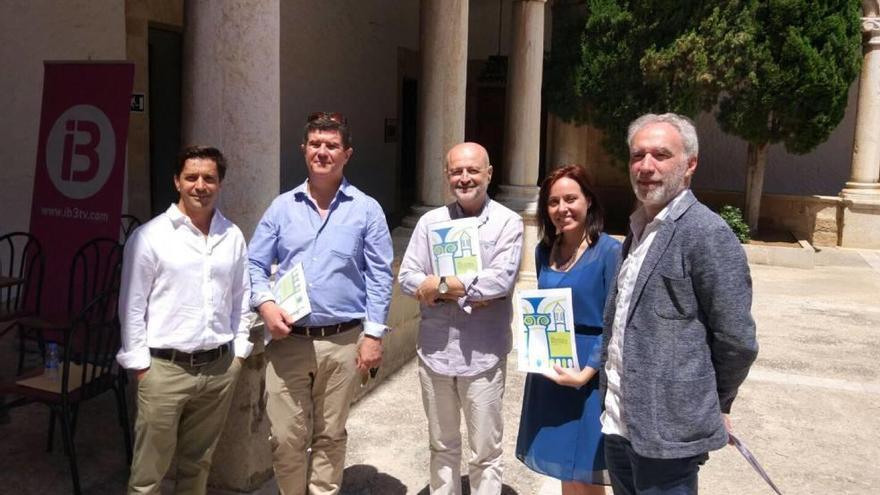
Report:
128,351,242,495
419,359,507,495
265,327,361,495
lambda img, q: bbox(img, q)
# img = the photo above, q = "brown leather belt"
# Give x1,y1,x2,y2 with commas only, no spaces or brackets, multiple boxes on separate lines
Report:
289,319,360,338
150,342,230,367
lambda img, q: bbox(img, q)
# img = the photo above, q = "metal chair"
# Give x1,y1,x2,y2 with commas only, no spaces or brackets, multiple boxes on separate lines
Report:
0,289,131,495
0,232,44,328
14,237,123,374
120,214,142,244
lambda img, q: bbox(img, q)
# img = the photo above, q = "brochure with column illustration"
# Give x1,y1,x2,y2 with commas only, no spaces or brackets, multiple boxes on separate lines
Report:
428,217,482,277
273,261,312,323
515,288,579,374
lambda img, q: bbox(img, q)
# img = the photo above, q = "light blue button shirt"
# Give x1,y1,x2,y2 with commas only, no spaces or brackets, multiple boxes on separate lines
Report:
248,178,393,338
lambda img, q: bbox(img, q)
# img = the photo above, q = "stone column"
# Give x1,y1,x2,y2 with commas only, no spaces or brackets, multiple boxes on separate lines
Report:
181,0,278,491
839,2,880,248
403,0,468,226
182,0,280,240
496,0,546,284
842,6,880,200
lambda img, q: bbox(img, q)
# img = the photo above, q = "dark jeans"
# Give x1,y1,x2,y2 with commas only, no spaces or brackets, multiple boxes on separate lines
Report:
604,434,709,495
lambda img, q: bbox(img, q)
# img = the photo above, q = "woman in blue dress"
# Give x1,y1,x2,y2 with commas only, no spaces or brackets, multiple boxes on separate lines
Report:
515,165,621,495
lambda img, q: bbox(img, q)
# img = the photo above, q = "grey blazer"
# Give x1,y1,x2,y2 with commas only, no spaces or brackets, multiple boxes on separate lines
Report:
600,190,759,459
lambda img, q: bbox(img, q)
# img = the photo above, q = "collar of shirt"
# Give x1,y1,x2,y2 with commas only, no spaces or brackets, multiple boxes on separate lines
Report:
165,203,233,250
628,188,690,245
450,196,491,224
292,178,353,212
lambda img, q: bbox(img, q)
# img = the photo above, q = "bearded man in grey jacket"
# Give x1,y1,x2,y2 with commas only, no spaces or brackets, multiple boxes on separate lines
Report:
600,113,759,495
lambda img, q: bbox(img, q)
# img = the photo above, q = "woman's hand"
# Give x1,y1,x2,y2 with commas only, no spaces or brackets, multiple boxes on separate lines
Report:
542,364,597,389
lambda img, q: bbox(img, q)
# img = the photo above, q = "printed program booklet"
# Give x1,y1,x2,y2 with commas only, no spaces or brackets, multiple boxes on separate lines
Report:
427,217,482,277
515,287,579,374
273,261,312,324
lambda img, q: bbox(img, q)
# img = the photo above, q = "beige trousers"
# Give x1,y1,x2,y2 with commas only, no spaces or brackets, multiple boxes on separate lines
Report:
128,351,242,495
419,359,507,495
265,327,361,495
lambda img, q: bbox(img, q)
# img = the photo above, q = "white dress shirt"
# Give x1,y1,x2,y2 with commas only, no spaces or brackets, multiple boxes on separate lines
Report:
116,204,254,370
602,189,689,437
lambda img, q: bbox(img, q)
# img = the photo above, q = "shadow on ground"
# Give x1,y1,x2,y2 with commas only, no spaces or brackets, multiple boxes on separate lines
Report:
341,464,407,494
414,476,520,495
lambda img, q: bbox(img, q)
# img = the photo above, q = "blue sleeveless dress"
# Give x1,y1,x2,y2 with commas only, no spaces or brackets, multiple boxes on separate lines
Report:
515,233,621,484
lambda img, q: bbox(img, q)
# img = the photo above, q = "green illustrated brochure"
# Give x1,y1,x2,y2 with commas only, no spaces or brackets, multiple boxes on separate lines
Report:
273,261,312,325
515,287,579,374
427,217,482,277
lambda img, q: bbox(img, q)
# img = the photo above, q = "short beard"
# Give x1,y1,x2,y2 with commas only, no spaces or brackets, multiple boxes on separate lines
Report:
631,162,688,209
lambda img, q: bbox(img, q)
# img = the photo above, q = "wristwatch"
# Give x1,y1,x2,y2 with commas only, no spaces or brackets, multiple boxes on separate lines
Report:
438,276,449,295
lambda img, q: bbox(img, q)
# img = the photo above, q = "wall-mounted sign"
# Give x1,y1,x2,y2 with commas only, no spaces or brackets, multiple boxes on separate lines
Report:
130,93,145,112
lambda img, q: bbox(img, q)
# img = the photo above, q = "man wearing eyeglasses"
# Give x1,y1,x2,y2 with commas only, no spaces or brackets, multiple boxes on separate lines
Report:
398,142,523,495
248,113,393,495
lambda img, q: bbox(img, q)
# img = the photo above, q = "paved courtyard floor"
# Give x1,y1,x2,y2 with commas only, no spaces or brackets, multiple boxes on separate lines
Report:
1,248,879,494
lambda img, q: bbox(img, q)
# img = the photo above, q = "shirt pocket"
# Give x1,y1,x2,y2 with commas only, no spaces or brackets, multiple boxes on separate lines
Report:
327,225,363,259
653,274,697,320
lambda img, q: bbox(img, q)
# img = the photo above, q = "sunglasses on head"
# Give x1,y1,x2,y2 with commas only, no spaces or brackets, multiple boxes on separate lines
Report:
307,112,347,124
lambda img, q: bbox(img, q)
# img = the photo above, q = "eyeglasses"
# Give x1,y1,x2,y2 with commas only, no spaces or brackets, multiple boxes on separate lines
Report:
307,112,348,124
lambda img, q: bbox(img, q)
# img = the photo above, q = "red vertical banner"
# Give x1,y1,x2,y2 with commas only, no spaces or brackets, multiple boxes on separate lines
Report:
29,62,134,320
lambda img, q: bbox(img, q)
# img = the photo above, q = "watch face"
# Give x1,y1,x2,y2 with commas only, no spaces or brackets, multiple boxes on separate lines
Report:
438,279,449,294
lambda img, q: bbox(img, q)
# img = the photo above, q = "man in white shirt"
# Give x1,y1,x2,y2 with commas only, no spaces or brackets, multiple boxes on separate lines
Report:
117,146,254,495
600,114,758,495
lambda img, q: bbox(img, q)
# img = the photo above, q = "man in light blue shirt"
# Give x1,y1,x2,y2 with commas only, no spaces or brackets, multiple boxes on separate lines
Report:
248,112,393,495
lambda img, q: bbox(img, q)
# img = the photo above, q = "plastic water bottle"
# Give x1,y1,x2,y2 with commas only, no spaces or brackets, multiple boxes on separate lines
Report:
45,342,60,381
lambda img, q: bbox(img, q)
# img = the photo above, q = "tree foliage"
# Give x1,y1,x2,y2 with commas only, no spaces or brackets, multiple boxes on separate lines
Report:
645,0,862,154
544,0,862,231
545,0,718,161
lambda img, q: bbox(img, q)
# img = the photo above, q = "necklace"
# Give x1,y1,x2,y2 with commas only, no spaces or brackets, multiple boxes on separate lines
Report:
551,233,589,272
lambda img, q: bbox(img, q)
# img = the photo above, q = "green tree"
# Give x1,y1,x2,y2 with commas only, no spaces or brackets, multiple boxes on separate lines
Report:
626,0,861,232
545,0,861,233
545,0,716,161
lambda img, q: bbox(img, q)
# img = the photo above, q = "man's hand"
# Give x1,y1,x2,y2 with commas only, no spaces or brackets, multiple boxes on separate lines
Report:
134,368,150,382
723,413,734,444
415,276,441,306
542,364,597,389
356,335,383,373
258,301,294,340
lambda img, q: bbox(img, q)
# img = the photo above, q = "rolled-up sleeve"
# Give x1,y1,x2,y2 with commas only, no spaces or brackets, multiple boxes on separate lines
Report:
460,214,523,302
362,203,394,338
116,231,156,370
231,233,255,358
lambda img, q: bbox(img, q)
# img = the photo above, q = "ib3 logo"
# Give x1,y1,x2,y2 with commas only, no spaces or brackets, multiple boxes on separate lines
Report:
45,104,116,199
